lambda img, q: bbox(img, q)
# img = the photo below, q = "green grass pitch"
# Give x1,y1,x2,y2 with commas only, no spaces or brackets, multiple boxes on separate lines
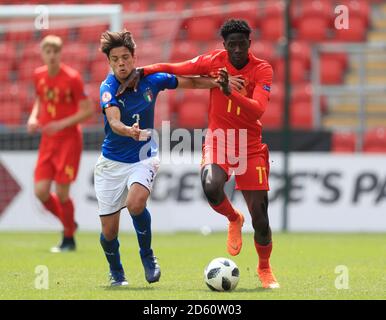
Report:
0,232,384,300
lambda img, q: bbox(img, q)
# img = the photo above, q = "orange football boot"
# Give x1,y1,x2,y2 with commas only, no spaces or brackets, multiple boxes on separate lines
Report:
257,267,280,289
226,211,244,256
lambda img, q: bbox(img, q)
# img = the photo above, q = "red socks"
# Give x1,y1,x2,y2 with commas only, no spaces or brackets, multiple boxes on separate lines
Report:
43,194,76,238
43,193,63,222
210,197,239,222
61,198,76,238
255,241,272,269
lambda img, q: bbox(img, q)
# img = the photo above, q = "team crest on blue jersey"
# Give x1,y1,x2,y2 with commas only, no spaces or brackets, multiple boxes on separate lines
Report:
143,88,153,103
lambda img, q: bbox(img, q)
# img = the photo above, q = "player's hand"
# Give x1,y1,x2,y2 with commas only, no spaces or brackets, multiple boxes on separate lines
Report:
215,68,232,96
41,120,66,135
116,67,144,96
27,117,40,134
128,123,151,141
229,75,245,93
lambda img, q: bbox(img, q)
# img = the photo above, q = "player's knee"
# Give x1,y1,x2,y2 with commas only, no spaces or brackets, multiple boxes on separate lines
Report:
126,200,146,216
102,228,119,241
56,193,69,203
34,186,49,202
202,180,222,204
252,216,269,234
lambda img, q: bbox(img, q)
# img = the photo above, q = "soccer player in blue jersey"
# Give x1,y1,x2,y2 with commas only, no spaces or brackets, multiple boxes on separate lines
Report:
95,30,223,286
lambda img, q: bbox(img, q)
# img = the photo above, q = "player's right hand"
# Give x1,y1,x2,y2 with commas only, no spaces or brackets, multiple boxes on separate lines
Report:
27,117,40,134
116,68,144,96
128,123,151,141
229,75,245,93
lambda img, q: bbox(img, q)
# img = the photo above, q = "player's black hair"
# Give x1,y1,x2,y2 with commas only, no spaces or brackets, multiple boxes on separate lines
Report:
220,19,251,40
100,30,136,57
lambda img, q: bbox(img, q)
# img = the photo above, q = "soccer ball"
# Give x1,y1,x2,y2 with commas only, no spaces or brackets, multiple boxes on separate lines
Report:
204,257,240,292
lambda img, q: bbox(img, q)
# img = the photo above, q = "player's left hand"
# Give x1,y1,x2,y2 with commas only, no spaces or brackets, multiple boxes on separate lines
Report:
116,67,144,96
215,68,232,96
41,120,66,135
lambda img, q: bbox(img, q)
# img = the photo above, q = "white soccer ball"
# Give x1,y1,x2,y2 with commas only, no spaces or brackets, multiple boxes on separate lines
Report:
204,257,240,292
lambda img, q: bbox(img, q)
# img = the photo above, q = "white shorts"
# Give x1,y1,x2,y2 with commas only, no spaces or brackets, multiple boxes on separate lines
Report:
94,154,160,216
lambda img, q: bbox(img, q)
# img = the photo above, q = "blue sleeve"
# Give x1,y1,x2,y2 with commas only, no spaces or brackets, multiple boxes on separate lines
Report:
100,82,119,112
151,73,178,91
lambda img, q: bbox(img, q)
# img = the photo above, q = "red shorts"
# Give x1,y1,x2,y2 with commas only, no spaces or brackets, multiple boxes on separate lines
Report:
201,143,270,191
34,134,83,184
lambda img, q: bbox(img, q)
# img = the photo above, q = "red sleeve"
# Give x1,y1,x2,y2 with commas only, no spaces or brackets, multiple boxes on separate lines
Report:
228,64,273,120
33,70,39,96
71,72,87,103
143,52,214,76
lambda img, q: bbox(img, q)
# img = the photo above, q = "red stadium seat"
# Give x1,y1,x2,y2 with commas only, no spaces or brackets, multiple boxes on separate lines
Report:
90,63,111,83
17,59,42,81
269,84,284,105
339,0,370,27
176,90,209,129
0,101,23,126
20,43,41,61
123,21,146,39
221,1,260,29
297,16,329,41
363,128,386,153
290,41,311,68
250,41,276,63
147,19,181,38
260,16,284,41
292,83,312,104
122,0,151,12
154,0,186,12
0,42,16,64
320,55,345,84
77,24,109,42
170,41,201,62
261,101,282,129
332,131,356,153
41,28,70,41
184,16,220,41
136,40,164,65
290,101,313,129
5,30,35,42
274,58,307,83
334,16,367,42
301,0,333,19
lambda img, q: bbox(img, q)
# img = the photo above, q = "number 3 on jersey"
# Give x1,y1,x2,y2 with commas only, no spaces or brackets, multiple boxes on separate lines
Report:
132,113,140,125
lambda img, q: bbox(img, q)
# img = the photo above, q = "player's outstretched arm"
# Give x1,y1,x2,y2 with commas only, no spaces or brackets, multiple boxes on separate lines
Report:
117,54,212,96
105,106,150,141
176,76,218,89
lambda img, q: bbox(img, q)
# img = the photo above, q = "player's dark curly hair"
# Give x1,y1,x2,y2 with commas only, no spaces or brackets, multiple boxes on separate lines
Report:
220,19,251,40
100,30,136,57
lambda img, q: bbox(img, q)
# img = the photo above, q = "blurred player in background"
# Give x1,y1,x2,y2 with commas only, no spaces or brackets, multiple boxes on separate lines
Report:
118,19,279,289
27,35,93,252
96,30,228,286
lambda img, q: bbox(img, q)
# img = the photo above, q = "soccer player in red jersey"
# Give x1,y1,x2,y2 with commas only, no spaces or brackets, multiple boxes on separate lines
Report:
27,35,93,252
118,20,279,289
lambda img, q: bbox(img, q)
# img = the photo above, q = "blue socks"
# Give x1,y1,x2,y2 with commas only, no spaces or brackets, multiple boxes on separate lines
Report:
131,207,152,257
100,233,123,272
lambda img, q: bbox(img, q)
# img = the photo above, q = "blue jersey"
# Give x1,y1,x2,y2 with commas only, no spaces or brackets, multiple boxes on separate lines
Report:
99,72,178,163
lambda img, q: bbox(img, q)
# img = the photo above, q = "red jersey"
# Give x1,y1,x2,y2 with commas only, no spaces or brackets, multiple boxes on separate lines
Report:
144,50,273,156
34,63,87,138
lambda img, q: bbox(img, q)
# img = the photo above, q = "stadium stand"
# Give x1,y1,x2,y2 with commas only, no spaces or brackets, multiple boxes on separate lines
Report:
0,0,385,152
